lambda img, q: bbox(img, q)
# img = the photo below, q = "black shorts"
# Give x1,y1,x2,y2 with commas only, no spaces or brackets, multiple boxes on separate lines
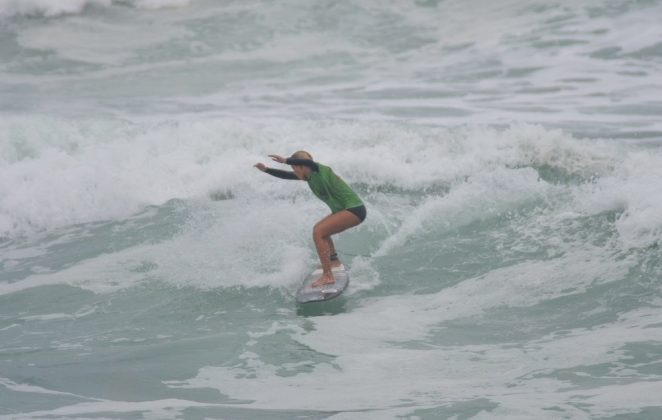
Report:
345,205,367,223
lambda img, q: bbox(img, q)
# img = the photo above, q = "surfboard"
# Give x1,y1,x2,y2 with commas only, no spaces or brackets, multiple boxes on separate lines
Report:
296,263,349,304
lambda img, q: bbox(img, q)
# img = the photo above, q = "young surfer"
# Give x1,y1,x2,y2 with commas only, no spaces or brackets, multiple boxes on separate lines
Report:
254,151,366,288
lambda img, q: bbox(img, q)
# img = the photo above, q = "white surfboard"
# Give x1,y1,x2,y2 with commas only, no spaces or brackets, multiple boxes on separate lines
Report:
296,263,349,304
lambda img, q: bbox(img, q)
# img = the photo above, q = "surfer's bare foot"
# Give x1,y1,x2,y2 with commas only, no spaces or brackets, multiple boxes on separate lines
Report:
312,272,335,288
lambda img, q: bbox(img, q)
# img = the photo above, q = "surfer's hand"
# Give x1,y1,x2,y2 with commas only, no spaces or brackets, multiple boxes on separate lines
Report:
269,154,286,164
254,163,266,171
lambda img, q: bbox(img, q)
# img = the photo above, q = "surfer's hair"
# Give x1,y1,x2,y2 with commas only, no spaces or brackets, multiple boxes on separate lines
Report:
291,150,313,160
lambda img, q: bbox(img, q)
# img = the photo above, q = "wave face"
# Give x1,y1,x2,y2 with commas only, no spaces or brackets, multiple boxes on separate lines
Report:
1,1,662,419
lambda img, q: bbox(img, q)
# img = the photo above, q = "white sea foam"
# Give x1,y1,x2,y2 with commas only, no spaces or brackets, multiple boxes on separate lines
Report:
375,166,548,256
0,0,190,18
569,148,662,248
2,0,661,135
0,0,109,18
18,305,97,321
0,118,662,248
0,199,312,294
169,318,662,417
0,398,218,420
2,2,661,419
167,280,658,416
133,0,190,10
2,117,659,300
0,376,102,400
295,246,637,352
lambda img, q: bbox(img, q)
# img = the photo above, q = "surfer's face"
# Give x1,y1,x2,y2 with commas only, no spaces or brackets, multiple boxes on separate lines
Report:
292,165,309,180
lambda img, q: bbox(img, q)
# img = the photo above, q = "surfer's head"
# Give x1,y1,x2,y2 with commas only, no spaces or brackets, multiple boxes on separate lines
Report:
290,150,313,180
291,150,312,160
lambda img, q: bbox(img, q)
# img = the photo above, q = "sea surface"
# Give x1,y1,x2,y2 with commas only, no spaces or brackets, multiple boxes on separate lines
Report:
1,1,662,419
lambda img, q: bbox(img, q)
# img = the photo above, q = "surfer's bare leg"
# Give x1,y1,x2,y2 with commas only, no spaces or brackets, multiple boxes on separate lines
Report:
328,238,342,267
312,210,361,287
317,238,341,269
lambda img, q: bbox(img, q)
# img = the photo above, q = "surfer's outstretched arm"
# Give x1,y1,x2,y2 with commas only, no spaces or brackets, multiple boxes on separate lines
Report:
254,162,299,180
265,168,299,180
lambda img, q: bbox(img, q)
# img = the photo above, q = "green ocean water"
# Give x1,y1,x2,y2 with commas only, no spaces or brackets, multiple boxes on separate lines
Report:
1,1,662,419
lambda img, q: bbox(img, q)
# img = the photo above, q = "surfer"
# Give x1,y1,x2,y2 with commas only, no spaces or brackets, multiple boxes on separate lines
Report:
254,151,366,288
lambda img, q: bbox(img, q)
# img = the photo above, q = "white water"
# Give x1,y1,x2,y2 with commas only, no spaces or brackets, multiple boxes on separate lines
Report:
2,1,662,419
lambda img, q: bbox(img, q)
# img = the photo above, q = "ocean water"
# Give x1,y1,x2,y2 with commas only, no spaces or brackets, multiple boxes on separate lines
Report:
1,0,662,418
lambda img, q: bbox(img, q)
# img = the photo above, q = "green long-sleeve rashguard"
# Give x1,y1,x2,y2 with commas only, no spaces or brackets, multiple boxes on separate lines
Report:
265,158,363,214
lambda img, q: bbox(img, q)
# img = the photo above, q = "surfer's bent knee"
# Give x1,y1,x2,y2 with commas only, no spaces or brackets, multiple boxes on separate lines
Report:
312,224,326,240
